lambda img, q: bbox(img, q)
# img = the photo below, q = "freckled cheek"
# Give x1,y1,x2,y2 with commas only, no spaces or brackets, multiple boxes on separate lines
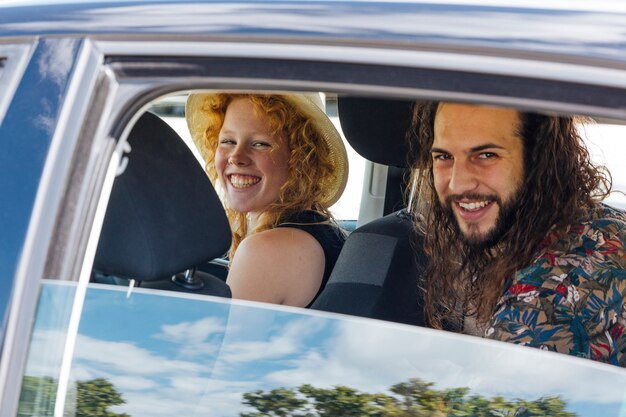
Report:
270,160,290,186
214,150,229,179
267,151,291,177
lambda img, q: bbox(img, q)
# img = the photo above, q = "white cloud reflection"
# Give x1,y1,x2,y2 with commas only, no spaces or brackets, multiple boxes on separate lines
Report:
23,328,67,378
218,313,326,364
30,38,78,133
263,318,626,404
23,289,626,417
121,308,626,415
73,334,205,376
155,316,225,345
37,38,76,87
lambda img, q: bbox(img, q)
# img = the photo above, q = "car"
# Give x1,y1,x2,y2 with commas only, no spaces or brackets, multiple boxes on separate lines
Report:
1,1,626,416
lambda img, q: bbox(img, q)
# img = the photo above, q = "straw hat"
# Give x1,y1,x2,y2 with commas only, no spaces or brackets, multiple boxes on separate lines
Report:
185,92,349,206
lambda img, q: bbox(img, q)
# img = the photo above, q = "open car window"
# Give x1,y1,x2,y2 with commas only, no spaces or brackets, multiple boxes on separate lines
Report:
16,88,626,416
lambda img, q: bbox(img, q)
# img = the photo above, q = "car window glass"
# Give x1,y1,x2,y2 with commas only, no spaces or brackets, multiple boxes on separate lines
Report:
17,282,78,417
18,281,626,417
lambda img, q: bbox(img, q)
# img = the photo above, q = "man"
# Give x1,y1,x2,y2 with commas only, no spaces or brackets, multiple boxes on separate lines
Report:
409,102,626,366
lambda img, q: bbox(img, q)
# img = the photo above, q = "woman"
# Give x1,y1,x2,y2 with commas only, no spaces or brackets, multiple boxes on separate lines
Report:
186,92,348,307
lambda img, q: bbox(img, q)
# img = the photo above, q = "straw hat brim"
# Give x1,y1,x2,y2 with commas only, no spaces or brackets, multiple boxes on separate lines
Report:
185,92,349,207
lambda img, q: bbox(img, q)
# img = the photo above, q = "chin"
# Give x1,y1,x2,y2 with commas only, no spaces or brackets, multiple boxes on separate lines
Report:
227,201,253,213
461,225,502,250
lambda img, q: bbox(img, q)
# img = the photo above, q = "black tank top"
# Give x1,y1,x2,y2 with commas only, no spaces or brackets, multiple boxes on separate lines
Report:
277,211,346,307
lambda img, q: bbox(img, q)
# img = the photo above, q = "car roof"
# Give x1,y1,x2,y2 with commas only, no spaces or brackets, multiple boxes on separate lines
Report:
2,0,626,66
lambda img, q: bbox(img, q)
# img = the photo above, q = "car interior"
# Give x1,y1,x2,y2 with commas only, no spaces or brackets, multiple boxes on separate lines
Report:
92,111,231,297
88,91,433,325
89,90,626,329
310,96,426,325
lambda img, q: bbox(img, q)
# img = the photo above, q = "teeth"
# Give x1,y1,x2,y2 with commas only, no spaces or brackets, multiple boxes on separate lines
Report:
229,174,260,188
458,201,490,211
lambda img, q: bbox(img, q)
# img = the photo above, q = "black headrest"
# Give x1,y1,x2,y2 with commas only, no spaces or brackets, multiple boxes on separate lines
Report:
94,112,231,280
337,97,414,168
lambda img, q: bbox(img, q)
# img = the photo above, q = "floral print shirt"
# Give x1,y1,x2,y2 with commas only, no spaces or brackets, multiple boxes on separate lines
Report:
485,204,626,366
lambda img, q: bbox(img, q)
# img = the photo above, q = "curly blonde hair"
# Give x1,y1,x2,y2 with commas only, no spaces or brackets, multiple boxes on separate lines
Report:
195,93,339,257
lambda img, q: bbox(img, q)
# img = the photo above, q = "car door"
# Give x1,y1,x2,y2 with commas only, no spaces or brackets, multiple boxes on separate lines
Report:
2,2,626,416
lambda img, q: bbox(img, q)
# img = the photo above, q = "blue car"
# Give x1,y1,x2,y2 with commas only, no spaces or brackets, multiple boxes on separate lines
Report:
1,1,626,416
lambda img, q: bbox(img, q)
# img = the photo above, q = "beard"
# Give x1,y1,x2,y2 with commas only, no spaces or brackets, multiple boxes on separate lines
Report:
440,189,523,251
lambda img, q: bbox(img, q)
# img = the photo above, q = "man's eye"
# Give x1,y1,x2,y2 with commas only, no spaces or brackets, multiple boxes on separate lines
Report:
433,154,451,161
478,152,497,159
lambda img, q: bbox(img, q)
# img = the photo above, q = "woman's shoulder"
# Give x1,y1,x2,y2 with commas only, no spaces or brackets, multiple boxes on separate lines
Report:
240,226,324,255
230,224,326,306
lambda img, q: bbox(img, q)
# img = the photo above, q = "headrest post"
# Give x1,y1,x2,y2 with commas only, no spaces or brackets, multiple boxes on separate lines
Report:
171,268,205,290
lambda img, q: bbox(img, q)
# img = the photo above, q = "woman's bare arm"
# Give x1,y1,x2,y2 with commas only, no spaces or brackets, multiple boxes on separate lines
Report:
226,227,325,307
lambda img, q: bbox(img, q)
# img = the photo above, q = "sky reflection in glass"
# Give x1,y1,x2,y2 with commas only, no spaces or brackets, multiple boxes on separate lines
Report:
25,282,626,417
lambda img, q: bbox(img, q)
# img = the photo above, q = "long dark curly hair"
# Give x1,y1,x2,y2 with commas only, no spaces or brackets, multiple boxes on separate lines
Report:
407,102,612,329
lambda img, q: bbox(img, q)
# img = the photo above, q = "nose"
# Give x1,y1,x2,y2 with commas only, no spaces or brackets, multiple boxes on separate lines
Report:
228,144,251,166
448,160,478,194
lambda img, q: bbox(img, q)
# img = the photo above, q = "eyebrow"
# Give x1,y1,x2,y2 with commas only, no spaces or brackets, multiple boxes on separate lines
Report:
430,143,506,153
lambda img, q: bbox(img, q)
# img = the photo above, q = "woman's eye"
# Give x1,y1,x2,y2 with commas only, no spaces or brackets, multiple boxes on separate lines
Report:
252,141,271,148
219,138,235,145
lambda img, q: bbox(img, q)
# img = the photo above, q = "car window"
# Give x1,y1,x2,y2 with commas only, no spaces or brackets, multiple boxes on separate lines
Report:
18,280,626,417
14,88,626,417
14,89,626,417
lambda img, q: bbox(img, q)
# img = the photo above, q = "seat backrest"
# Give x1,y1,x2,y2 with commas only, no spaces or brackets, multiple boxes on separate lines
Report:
311,210,426,325
311,97,426,324
337,96,415,216
93,111,232,297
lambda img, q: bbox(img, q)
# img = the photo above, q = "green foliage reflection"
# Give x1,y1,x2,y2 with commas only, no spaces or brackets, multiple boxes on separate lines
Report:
18,376,129,417
241,378,576,417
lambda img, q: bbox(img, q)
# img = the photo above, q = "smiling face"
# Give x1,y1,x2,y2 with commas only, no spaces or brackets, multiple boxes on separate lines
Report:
431,103,525,248
214,97,291,217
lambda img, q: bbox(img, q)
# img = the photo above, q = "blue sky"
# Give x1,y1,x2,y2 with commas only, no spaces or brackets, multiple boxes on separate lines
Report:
25,282,626,417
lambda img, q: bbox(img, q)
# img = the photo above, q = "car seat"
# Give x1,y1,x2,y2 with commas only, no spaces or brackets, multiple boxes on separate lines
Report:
92,111,232,297
311,96,427,325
